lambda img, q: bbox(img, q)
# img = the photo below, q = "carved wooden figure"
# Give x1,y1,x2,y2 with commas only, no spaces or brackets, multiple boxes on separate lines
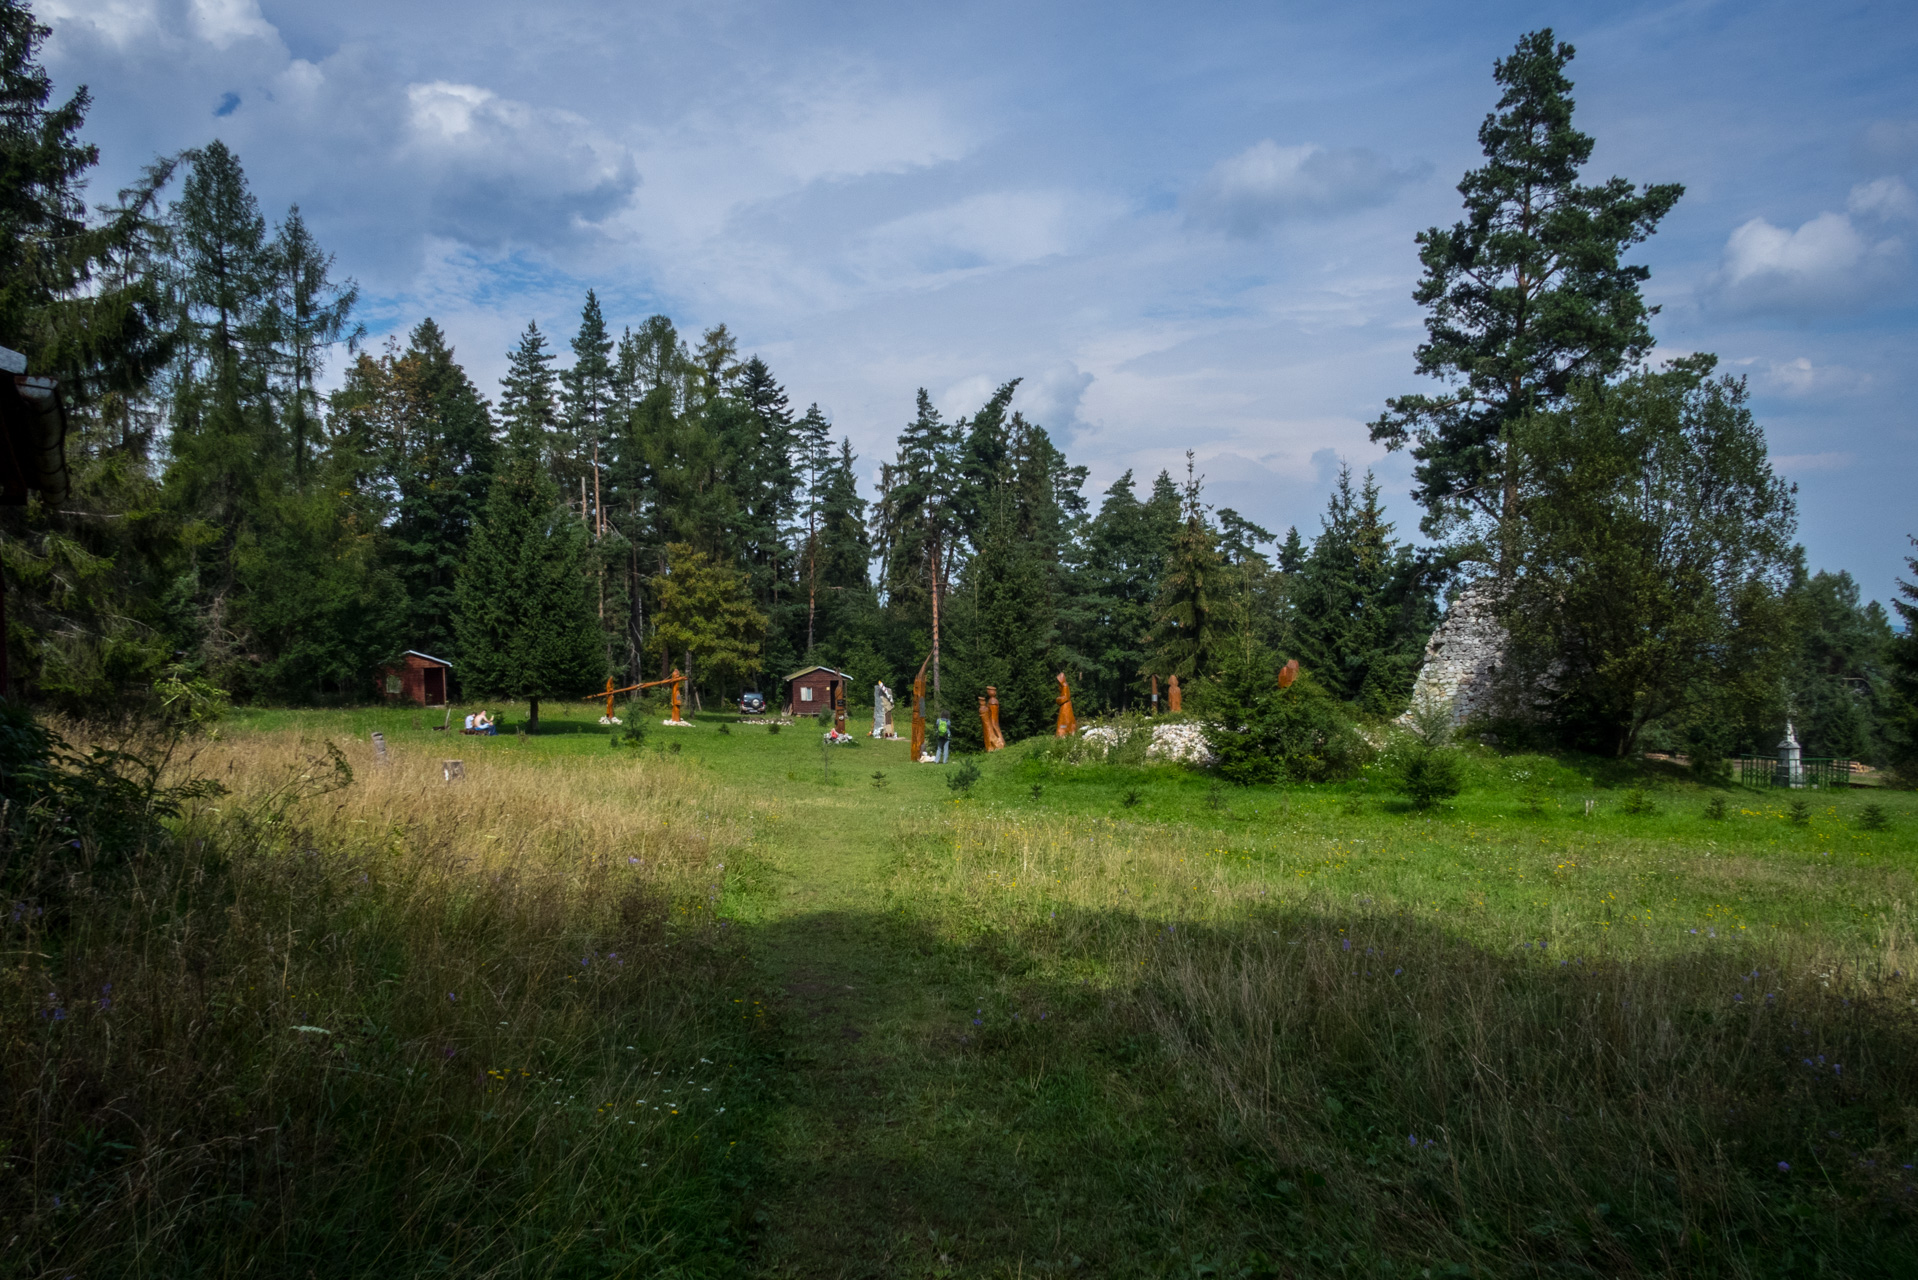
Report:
1054,673,1077,737
909,656,930,761
1167,674,1182,713
986,686,1006,751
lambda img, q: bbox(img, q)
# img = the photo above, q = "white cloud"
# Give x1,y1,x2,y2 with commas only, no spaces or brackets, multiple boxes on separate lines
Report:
1847,176,1918,222
1752,356,1869,398
400,81,640,247
755,86,972,186
1709,208,1906,314
1772,451,1856,473
38,0,162,50
852,190,1098,288
1185,141,1424,237
188,0,273,49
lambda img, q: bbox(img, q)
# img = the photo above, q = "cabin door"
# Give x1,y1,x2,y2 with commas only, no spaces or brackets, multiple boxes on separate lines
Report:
423,668,446,705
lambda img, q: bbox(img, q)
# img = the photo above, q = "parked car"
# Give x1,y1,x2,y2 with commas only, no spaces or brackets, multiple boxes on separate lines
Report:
738,690,767,714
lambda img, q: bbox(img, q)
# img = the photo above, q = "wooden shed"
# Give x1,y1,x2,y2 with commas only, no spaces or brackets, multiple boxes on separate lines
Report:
783,665,850,717
382,650,452,706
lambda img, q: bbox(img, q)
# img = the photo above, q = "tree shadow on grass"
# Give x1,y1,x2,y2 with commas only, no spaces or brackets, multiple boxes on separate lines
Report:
741,904,1918,1278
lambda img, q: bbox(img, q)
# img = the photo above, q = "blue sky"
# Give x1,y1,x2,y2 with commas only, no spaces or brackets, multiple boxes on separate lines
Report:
40,0,1918,605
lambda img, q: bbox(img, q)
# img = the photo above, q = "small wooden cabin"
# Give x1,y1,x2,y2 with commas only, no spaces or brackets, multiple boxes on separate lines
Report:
383,650,452,706
783,665,850,717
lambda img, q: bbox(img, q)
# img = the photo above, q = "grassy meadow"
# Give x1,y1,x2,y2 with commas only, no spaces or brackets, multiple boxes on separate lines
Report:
4,700,1916,1277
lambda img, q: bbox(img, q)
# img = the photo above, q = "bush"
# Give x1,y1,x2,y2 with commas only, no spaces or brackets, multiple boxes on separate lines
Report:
947,759,981,794
1397,748,1463,810
1200,656,1366,785
1387,698,1463,811
1859,803,1889,831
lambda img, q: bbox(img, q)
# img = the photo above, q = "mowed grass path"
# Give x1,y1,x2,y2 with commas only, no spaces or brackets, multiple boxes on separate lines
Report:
224,703,1918,1277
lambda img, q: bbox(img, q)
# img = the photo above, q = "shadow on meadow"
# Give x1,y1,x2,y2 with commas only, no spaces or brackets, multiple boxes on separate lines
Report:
742,899,1918,1280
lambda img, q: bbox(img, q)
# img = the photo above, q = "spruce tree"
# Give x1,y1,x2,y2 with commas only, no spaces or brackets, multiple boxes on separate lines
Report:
962,493,1055,741
165,141,278,542
560,290,614,515
499,321,559,471
1152,456,1224,681
385,319,495,663
1289,465,1434,713
454,412,604,730
268,206,359,489
1889,543,1918,779
1369,30,1683,564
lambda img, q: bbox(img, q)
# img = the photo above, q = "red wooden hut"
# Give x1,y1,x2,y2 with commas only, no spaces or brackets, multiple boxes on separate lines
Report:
783,665,850,717
382,650,452,706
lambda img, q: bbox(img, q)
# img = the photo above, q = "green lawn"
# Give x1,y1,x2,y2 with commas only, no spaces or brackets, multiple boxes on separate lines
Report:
87,705,1915,1274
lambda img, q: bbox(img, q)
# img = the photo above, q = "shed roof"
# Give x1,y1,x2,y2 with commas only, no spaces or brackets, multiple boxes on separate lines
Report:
782,665,850,683
401,649,454,668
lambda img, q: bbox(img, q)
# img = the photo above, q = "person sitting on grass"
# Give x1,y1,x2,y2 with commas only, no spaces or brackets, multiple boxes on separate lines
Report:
463,711,477,732
476,710,497,736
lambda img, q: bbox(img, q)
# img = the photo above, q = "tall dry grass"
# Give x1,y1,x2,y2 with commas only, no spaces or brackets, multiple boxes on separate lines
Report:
891,809,1918,1274
2,730,767,1277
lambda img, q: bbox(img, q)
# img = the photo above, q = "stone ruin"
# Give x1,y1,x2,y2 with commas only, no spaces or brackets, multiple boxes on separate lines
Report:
1404,581,1512,725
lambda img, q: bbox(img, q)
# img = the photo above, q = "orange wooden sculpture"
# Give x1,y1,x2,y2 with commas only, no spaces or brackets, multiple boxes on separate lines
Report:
984,685,1006,751
1149,674,1160,715
909,655,930,761
1054,672,1077,737
1278,659,1300,689
1167,674,1182,713
977,696,992,750
630,669,689,723
583,676,645,721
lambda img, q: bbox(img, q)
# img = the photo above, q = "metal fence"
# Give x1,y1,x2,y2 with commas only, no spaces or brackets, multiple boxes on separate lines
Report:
1732,756,1854,789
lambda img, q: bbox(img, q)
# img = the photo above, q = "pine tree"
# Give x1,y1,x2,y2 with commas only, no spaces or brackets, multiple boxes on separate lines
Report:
454,411,604,730
1370,30,1683,565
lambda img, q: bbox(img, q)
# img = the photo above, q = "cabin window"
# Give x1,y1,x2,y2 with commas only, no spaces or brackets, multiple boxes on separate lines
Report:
801,686,814,702
386,674,402,695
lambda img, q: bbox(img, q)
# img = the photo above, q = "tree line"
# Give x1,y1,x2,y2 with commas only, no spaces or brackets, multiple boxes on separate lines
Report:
0,4,1912,770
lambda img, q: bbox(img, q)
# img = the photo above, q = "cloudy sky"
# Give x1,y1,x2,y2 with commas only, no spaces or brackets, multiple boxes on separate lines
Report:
39,0,1918,604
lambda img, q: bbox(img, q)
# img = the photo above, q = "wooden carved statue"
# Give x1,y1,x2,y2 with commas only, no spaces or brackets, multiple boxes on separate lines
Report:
833,682,848,736
1278,658,1300,689
1167,674,1182,714
978,696,992,750
584,675,644,723
984,685,1006,751
1149,674,1160,715
909,655,930,761
624,669,688,723
1054,672,1077,737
